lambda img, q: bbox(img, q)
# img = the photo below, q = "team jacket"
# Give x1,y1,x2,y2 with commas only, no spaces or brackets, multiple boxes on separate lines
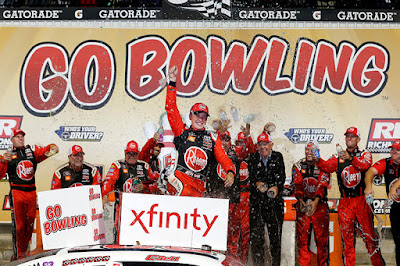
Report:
247,150,286,201
372,158,400,202
102,159,157,196
292,158,330,201
316,147,372,198
0,144,53,191
165,82,236,180
51,162,101,189
205,146,240,203
235,136,256,191
139,138,160,173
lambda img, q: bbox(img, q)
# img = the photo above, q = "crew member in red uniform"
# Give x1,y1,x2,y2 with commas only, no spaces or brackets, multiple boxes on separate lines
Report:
365,138,400,266
293,140,330,266
102,140,158,242
165,66,235,197
0,129,59,260
315,127,385,266
51,145,101,189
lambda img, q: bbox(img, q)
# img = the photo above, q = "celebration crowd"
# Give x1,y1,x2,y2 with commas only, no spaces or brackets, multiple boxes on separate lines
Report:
0,66,399,265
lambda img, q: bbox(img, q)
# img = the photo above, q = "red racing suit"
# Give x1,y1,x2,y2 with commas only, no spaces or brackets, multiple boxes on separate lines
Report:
165,82,236,197
51,161,101,189
372,158,400,265
0,144,54,260
316,147,385,266
292,158,330,266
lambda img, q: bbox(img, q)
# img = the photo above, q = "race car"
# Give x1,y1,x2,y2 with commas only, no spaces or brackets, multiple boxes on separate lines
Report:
10,244,243,266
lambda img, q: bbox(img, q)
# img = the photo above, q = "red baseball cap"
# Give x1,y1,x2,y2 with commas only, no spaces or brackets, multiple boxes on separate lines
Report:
344,127,360,137
237,132,245,141
125,140,139,154
190,103,209,116
390,139,400,150
68,145,85,156
257,132,272,143
305,139,319,149
10,129,25,139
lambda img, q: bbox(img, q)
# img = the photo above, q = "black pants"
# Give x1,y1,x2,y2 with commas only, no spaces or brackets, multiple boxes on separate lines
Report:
391,203,400,266
250,198,284,266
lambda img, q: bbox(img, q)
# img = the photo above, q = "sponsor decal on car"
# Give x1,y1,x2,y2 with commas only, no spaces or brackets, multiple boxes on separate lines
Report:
0,116,23,150
55,126,104,142
366,118,400,153
284,128,334,144
145,254,180,261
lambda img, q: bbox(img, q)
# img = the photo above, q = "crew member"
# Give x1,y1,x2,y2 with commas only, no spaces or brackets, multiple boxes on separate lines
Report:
365,138,400,265
315,127,385,266
293,140,330,265
0,129,59,260
247,132,285,266
139,132,165,174
51,145,101,189
101,140,158,242
165,66,235,197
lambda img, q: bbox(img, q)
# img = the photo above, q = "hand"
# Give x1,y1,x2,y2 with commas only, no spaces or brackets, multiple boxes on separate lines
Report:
240,123,251,137
364,187,374,198
268,186,278,198
51,144,59,154
224,172,234,187
153,132,161,142
2,151,11,162
134,183,144,193
388,187,398,201
168,66,178,82
306,199,319,217
339,151,352,161
256,182,267,193
102,195,111,208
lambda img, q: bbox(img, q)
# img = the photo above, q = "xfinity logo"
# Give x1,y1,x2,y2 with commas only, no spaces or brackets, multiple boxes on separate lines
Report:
166,0,232,18
130,203,218,237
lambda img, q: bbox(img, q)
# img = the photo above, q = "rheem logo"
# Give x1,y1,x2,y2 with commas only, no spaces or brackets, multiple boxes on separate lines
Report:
366,119,400,153
0,116,23,150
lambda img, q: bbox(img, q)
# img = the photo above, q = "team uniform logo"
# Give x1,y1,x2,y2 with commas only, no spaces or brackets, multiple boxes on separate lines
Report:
70,183,83,187
341,166,361,188
16,160,34,181
123,178,138,192
366,119,400,153
55,126,104,142
0,116,23,150
303,177,318,196
284,128,334,144
184,147,208,172
217,163,226,180
239,161,249,182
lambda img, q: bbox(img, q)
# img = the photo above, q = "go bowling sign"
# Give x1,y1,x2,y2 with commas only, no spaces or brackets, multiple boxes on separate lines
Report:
38,185,105,250
118,194,229,250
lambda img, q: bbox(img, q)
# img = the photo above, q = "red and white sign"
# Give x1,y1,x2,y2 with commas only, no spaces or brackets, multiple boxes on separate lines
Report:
0,116,23,150
367,118,400,153
118,193,229,250
38,185,105,250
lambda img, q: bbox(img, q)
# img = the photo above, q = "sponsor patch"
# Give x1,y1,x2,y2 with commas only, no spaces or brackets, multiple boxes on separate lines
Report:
188,135,196,142
366,119,400,153
123,169,128,174
284,128,334,144
65,175,71,181
55,126,104,142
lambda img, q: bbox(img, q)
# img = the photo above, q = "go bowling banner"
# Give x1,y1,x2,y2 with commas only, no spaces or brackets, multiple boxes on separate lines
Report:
118,193,229,250
37,185,105,250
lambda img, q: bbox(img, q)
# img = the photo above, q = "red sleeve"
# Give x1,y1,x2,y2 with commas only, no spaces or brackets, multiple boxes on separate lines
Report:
101,162,120,196
315,171,330,199
316,155,338,174
165,83,185,137
92,168,102,186
0,157,7,180
245,136,257,154
214,136,236,175
351,150,372,172
372,158,387,176
50,173,61,190
142,162,160,194
34,144,55,163
292,164,304,199
139,138,156,162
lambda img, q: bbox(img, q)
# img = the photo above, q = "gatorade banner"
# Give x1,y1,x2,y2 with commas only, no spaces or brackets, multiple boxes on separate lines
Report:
0,26,398,223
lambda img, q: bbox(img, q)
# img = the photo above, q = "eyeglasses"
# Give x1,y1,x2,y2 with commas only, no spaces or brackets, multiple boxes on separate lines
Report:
126,152,138,156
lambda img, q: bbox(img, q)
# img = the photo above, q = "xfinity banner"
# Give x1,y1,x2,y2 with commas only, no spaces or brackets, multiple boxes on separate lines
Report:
38,185,105,250
0,7,398,22
118,193,229,250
